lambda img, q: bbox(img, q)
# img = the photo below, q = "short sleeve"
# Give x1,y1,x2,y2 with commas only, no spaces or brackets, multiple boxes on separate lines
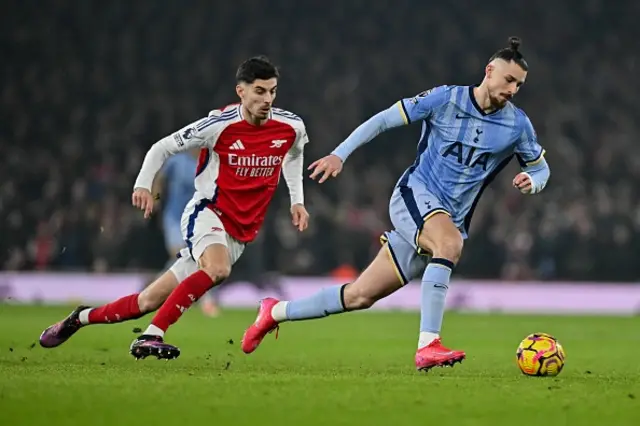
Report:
397,85,450,124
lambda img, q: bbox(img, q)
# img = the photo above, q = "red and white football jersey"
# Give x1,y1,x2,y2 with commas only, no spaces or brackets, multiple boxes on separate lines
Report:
169,104,308,243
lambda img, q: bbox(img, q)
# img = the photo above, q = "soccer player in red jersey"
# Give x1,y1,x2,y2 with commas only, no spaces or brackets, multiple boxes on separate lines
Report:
39,56,310,360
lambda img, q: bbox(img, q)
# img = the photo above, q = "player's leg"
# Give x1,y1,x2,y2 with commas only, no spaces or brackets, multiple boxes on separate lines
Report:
412,213,466,370
130,245,231,360
201,238,264,318
390,184,466,370
241,233,420,354
200,252,225,318
415,212,463,344
139,255,199,313
38,256,197,348
130,205,242,360
147,244,230,333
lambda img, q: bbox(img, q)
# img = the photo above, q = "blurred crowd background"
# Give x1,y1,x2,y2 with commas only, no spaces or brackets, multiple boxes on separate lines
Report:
2,0,639,282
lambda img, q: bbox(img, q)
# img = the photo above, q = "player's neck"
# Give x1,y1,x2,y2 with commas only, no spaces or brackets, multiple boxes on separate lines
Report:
472,85,498,114
241,105,268,126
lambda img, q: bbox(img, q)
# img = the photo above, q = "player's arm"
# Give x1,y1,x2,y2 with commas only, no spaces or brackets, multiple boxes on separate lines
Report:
283,128,308,206
309,86,449,183
283,127,310,231
513,116,550,195
134,121,212,191
132,118,213,217
151,171,165,204
330,86,450,162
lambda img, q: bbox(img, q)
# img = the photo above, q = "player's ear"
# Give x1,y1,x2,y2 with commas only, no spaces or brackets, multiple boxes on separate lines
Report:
236,84,244,100
485,63,494,79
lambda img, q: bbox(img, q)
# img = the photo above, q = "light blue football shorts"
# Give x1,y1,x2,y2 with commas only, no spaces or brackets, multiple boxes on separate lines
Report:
380,184,452,285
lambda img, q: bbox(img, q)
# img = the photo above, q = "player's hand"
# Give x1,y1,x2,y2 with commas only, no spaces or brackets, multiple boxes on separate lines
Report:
308,154,343,183
513,172,533,194
290,203,309,232
132,188,155,219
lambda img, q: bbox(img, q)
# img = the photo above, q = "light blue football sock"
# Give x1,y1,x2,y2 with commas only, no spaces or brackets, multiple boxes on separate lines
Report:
420,258,454,334
285,285,346,321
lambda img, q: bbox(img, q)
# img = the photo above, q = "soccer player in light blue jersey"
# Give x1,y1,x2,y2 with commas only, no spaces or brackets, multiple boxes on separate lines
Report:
242,37,550,371
158,151,198,264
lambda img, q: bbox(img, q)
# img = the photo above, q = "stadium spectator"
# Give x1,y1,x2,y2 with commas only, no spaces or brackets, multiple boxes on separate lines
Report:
2,0,639,281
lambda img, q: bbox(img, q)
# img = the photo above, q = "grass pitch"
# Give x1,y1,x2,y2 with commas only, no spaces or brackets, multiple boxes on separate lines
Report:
0,305,638,426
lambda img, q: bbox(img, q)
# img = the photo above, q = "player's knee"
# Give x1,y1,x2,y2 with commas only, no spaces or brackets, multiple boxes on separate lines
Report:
200,263,231,284
432,234,464,264
198,243,232,283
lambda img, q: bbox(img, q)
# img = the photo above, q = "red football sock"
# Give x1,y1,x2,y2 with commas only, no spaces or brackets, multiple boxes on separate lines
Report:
151,270,213,332
88,293,142,324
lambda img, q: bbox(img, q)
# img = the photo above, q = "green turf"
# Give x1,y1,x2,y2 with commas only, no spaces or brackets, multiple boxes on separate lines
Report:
0,305,639,426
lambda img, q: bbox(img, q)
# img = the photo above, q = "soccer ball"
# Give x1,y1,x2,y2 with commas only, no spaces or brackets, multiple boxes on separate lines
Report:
516,332,566,377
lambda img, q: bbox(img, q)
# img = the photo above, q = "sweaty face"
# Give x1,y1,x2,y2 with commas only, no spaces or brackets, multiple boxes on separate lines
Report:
237,78,278,120
485,60,527,108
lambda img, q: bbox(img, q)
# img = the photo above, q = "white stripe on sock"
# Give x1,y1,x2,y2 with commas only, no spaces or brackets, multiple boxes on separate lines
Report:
418,331,439,349
78,309,92,325
144,325,165,337
270,301,289,322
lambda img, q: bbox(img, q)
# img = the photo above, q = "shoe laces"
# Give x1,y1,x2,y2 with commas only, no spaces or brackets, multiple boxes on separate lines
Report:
269,324,279,340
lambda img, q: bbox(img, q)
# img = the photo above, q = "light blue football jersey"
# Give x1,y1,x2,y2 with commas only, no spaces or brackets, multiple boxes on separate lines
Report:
395,85,545,233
